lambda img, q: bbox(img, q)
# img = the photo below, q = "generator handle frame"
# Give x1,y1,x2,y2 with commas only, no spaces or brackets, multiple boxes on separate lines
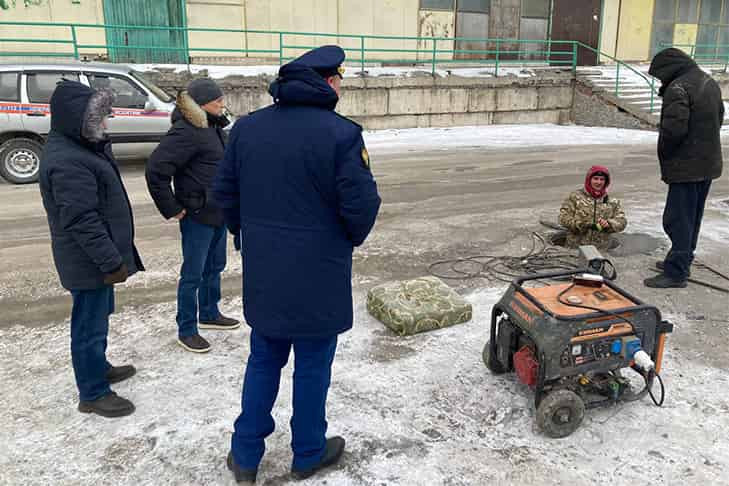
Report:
511,270,660,323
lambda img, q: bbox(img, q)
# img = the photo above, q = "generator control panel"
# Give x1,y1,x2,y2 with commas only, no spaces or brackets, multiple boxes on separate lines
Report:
560,334,642,367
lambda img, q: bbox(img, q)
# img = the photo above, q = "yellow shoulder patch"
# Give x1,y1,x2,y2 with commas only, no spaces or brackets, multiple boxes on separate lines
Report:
361,147,370,169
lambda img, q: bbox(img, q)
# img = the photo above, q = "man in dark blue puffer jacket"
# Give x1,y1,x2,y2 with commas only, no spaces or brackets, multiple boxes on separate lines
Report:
214,46,381,482
39,80,144,418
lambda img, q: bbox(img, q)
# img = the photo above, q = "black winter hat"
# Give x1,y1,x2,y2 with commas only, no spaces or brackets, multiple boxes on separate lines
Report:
187,78,223,106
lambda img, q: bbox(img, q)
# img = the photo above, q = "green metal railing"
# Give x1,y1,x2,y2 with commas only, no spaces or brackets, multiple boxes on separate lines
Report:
659,42,729,71
0,20,578,75
0,21,660,113
577,42,659,114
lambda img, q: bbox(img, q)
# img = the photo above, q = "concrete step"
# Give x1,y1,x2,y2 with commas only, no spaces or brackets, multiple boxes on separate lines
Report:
589,81,651,88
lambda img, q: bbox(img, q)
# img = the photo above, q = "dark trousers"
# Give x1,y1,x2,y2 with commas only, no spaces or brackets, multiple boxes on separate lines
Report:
663,180,712,280
70,286,114,402
231,329,338,471
177,217,227,337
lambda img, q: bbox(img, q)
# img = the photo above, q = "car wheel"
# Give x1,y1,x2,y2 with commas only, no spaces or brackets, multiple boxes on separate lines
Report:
0,138,44,184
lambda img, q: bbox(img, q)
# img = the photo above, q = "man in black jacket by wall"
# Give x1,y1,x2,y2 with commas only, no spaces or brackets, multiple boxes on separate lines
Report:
646,48,724,288
39,80,144,417
146,78,239,353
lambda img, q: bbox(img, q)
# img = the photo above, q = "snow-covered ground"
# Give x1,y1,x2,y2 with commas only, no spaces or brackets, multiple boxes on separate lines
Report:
2,286,728,485
364,124,658,154
2,122,728,485
132,63,538,79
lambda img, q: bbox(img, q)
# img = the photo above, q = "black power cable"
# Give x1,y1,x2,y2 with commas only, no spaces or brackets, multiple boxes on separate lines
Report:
428,232,616,283
647,370,665,407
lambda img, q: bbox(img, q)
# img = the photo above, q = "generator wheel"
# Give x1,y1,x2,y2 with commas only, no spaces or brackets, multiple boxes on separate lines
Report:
536,389,585,438
482,341,505,374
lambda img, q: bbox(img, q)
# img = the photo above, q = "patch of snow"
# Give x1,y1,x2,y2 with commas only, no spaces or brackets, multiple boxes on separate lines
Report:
131,63,539,79
364,124,659,155
2,284,728,485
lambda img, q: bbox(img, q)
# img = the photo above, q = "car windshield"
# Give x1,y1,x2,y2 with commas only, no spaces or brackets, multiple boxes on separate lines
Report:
129,70,173,103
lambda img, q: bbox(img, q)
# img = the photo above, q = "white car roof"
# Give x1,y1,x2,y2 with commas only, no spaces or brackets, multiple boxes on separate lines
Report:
0,61,134,75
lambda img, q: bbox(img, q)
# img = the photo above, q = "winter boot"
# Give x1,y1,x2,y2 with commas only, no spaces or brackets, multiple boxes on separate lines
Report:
227,451,257,484
644,274,688,288
106,364,136,384
78,392,135,418
291,436,345,480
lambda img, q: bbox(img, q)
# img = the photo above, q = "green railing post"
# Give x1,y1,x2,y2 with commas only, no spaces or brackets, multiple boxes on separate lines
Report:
546,39,552,65
571,41,577,72
360,35,365,73
615,62,620,96
70,25,79,60
495,39,500,77
431,38,437,76
279,32,283,65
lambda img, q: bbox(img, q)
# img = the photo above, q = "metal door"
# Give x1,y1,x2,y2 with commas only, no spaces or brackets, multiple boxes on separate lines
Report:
551,0,601,66
102,0,186,64
455,0,490,59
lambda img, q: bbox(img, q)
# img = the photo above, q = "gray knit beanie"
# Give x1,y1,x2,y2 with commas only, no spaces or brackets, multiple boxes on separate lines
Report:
187,78,223,106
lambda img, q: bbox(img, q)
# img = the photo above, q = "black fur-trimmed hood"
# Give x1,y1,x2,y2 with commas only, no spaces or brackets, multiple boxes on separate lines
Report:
50,80,113,143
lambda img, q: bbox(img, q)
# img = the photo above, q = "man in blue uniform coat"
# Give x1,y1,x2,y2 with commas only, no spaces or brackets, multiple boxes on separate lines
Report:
214,45,381,482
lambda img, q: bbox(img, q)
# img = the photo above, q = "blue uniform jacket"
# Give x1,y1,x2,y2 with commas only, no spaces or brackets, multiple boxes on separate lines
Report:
213,65,381,339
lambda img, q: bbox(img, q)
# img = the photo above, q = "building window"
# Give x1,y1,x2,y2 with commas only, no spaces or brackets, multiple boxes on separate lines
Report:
677,0,699,23
457,0,489,13
651,0,729,58
522,0,550,19
520,0,550,59
420,0,455,10
420,0,492,12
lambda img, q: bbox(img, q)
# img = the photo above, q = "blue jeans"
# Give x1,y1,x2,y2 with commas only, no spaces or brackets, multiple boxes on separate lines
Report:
663,180,712,280
177,217,227,338
231,329,338,471
70,286,114,402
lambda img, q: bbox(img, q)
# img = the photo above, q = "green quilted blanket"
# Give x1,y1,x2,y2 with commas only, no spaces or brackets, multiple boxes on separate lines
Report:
366,276,472,336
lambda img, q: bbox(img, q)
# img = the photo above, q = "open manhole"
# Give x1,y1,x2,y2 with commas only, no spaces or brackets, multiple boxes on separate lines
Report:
547,231,620,251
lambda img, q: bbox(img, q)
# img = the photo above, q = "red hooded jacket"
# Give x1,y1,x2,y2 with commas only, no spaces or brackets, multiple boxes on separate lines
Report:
584,165,610,200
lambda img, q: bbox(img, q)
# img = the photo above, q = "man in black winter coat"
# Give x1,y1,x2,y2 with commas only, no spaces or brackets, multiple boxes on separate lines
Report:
39,80,144,418
146,78,239,353
645,48,724,288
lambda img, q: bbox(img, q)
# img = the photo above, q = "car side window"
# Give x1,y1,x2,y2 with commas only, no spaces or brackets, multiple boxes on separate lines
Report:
0,72,20,102
88,74,148,109
26,72,80,104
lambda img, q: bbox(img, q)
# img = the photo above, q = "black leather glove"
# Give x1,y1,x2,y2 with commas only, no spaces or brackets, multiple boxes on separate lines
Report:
103,263,129,285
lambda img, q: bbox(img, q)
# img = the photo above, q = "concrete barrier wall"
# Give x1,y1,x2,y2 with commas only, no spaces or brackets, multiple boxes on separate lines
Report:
145,70,575,130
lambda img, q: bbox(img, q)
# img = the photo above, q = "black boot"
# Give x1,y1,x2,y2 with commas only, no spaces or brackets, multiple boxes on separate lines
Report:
644,273,687,288
78,392,135,418
227,451,257,484
199,314,241,330
291,436,345,480
656,260,691,277
177,334,211,353
106,364,136,384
